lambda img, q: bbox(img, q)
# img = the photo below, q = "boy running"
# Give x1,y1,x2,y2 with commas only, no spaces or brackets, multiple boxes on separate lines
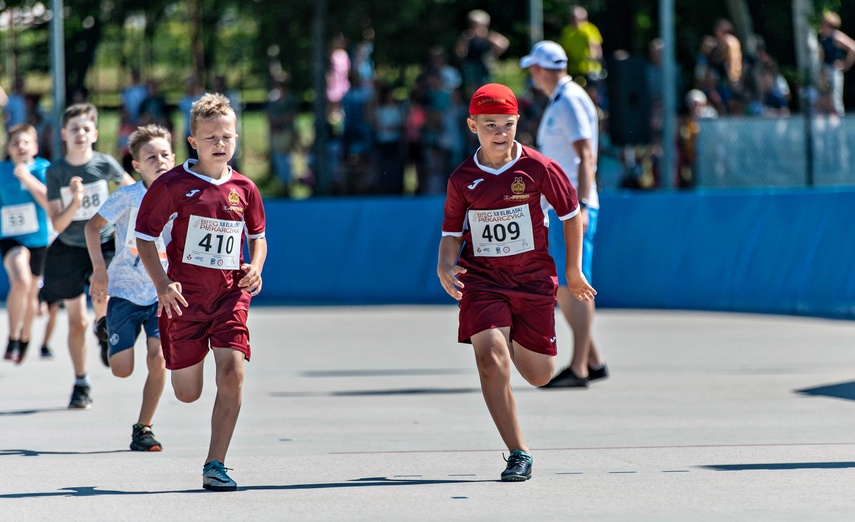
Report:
135,93,267,491
437,83,595,481
41,103,135,409
0,124,51,363
84,124,175,451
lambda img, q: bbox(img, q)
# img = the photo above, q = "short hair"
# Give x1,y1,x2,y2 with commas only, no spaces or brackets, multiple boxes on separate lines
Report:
189,92,234,136
7,123,38,144
62,102,98,128
127,124,172,161
823,11,842,29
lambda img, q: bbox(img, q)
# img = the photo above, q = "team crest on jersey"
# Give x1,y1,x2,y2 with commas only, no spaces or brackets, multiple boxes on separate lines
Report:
504,176,530,200
223,187,244,213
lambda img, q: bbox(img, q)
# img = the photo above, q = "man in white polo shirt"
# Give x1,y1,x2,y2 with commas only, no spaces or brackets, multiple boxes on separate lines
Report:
521,40,608,388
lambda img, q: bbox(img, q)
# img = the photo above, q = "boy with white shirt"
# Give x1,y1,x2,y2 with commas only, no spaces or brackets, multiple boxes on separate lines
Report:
85,124,175,451
41,103,135,409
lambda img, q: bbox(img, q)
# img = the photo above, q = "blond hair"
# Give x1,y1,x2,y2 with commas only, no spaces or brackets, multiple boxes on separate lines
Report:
127,124,172,161
189,92,234,135
7,123,38,144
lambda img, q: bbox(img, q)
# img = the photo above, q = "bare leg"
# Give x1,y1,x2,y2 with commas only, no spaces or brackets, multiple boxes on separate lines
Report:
4,247,32,341
471,327,527,452
64,294,89,377
556,286,603,377
137,337,166,425
206,348,244,464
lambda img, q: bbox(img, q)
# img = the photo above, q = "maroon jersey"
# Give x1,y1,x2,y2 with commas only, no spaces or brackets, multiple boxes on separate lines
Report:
135,161,266,320
442,143,578,295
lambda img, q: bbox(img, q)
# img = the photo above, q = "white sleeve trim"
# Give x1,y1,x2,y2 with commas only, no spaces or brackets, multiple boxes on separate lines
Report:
247,231,266,239
441,231,464,237
134,231,159,242
558,207,580,221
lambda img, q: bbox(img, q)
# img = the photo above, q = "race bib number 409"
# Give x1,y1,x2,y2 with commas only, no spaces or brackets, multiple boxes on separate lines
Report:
468,204,535,257
182,215,243,270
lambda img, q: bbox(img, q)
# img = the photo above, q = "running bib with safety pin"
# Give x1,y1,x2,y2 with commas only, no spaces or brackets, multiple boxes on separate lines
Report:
183,215,242,270
60,180,109,221
125,207,168,268
468,204,535,257
1,202,38,236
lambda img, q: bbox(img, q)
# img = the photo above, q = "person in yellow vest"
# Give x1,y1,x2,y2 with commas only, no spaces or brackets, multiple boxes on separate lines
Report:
558,6,604,84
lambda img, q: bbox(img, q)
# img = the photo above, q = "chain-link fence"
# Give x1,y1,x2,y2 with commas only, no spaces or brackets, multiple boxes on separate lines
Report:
695,116,855,188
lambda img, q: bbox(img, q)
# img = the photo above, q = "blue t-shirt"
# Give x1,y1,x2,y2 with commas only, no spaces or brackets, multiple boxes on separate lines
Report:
0,157,52,247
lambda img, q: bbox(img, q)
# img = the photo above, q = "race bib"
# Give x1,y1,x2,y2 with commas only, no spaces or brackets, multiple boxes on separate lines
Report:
60,180,109,221
182,215,243,270
468,204,535,257
1,202,39,237
126,207,167,268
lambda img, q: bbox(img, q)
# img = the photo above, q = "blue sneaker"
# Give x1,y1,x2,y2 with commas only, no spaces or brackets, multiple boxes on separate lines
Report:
501,450,532,482
203,460,237,491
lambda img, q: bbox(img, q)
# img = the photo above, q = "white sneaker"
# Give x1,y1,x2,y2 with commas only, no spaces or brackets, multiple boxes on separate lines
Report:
202,460,237,491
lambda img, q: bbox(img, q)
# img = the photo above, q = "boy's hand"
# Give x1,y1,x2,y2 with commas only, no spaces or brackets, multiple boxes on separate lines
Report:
68,176,84,203
156,280,188,319
238,263,263,296
437,264,467,301
566,270,596,301
12,162,31,182
88,267,109,304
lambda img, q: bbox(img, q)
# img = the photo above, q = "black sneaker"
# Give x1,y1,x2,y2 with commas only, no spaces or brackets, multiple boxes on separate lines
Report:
130,424,163,452
41,345,53,358
4,339,20,361
94,317,109,367
14,341,29,365
68,384,92,409
540,366,589,388
588,363,609,382
501,450,532,482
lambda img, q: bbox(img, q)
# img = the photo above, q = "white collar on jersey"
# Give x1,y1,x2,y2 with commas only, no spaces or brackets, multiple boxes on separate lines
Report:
182,159,233,185
473,141,523,175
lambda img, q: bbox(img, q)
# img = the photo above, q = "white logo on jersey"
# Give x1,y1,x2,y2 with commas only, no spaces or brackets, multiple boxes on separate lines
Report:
185,189,200,198
549,337,557,343
468,179,484,190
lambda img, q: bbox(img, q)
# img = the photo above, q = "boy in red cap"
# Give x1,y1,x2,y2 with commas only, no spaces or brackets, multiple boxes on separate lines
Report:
437,83,595,481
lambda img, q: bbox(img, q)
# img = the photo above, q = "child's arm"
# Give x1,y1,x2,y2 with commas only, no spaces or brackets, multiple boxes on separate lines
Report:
47,176,83,233
238,237,267,296
84,213,110,304
13,163,48,209
562,215,596,301
137,238,187,318
437,235,466,301
119,172,136,186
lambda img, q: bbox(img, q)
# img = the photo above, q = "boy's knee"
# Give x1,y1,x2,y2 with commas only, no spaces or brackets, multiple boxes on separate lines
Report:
174,387,202,403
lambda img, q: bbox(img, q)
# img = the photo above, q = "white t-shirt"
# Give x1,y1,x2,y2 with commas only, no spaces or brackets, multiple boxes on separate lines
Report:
536,76,600,209
98,181,172,306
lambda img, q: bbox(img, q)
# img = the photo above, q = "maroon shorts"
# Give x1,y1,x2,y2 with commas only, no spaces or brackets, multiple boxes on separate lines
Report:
458,289,558,356
159,308,250,370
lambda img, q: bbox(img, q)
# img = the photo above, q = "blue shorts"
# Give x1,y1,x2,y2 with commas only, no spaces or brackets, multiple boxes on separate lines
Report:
547,207,598,285
107,297,159,355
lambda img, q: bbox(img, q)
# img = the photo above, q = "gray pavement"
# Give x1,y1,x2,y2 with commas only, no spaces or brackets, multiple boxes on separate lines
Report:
2,306,855,521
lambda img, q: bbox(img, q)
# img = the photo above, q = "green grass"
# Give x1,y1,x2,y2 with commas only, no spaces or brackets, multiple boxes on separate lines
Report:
95,109,302,197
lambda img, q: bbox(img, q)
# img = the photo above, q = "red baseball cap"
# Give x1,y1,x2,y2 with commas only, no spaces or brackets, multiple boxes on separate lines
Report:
469,83,518,116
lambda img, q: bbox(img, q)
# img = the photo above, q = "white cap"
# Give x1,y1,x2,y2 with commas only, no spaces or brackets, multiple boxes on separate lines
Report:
520,41,568,70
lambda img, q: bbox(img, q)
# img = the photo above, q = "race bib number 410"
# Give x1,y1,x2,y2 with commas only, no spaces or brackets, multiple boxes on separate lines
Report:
468,204,535,257
182,215,243,270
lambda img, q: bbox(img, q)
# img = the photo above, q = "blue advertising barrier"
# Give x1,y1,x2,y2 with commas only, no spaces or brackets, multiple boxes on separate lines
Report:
7,189,855,318
262,189,855,319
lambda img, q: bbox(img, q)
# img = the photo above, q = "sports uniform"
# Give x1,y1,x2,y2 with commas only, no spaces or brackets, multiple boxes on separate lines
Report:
0,156,52,275
135,160,266,370
41,152,126,302
96,181,171,355
442,143,579,356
